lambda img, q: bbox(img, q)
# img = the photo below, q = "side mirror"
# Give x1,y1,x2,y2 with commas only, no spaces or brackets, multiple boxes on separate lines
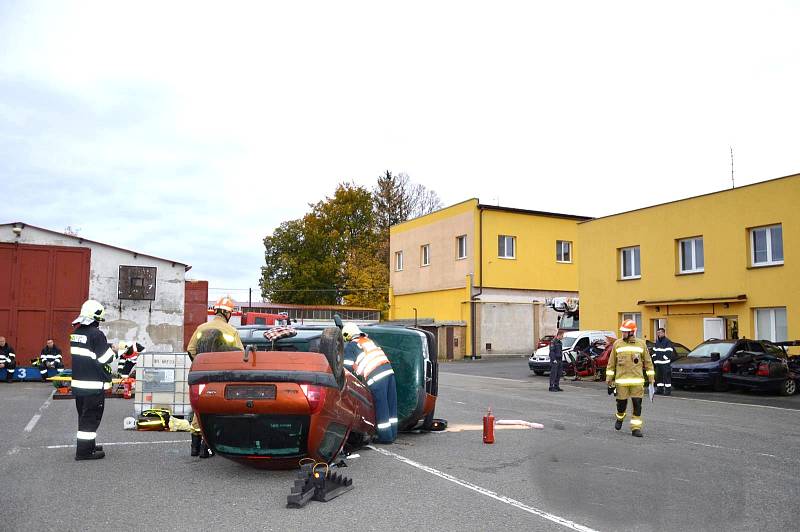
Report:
333,313,344,330
710,352,721,361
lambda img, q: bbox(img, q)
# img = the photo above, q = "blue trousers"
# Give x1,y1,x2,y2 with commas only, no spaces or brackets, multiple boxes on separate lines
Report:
370,373,398,443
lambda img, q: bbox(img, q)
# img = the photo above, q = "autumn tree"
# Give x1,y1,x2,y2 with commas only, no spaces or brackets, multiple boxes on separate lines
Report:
260,173,441,312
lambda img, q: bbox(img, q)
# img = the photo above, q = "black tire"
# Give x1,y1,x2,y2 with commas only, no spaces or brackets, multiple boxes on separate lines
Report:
320,327,345,389
533,370,545,376
779,379,797,396
597,368,606,381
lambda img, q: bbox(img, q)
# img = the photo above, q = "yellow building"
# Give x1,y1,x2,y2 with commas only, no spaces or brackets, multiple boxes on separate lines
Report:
389,199,590,358
578,173,800,350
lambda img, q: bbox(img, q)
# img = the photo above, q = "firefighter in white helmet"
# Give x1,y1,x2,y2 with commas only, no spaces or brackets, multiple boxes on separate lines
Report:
70,300,115,460
343,323,398,443
606,319,655,437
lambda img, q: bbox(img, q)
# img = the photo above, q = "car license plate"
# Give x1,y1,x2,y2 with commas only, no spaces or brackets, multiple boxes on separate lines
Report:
224,384,277,400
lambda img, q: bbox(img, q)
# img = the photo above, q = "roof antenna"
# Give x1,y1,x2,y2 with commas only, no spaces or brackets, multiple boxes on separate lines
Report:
730,146,735,189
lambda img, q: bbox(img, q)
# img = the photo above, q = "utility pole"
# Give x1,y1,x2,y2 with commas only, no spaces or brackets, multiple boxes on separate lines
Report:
730,146,735,189
249,287,252,309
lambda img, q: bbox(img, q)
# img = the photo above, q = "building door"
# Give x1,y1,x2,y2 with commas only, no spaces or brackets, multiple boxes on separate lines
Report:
0,243,90,367
651,318,667,338
183,280,209,350
703,318,725,341
446,326,454,360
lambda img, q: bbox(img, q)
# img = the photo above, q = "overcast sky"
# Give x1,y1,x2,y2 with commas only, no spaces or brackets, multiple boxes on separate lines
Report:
2,1,798,301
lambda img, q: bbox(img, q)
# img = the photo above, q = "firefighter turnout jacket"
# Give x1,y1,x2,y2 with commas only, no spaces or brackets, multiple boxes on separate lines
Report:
186,315,244,359
606,337,655,387
40,345,63,367
0,343,15,368
70,323,114,395
652,337,675,365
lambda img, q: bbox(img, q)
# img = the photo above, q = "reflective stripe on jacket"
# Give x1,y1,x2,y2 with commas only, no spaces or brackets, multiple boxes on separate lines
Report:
353,336,393,384
606,337,655,386
71,324,114,395
652,337,675,365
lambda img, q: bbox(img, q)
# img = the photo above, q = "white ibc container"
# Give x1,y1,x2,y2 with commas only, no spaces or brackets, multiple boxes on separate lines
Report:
134,352,193,417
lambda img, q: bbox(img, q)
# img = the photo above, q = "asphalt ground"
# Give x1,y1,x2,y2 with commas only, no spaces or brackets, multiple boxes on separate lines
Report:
1,358,798,532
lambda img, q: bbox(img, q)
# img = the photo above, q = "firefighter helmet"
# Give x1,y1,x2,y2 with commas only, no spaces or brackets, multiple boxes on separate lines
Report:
213,296,236,313
342,323,363,342
619,319,638,332
76,300,106,323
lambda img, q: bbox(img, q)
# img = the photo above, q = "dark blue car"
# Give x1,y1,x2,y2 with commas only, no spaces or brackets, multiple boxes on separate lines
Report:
671,338,796,394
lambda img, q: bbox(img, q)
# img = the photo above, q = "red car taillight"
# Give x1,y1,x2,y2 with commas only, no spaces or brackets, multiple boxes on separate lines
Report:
189,383,206,409
299,384,327,414
756,363,770,377
722,360,731,373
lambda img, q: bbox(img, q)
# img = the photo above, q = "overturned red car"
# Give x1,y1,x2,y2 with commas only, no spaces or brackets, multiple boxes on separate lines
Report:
189,325,441,469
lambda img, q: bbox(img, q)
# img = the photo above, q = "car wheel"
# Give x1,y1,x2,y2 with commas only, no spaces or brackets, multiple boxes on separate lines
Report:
320,327,345,389
533,370,545,376
779,379,797,396
597,368,606,380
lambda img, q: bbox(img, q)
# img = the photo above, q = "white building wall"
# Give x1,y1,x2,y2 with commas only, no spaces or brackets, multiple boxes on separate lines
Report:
476,288,578,355
5,226,186,352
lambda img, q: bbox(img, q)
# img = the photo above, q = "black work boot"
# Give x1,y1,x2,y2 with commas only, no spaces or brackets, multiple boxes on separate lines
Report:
94,443,104,452
665,388,672,396
632,429,643,438
191,434,202,457
614,419,623,431
199,440,214,459
75,440,105,460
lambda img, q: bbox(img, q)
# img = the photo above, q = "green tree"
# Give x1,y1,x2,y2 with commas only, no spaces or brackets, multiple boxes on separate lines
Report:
260,183,378,305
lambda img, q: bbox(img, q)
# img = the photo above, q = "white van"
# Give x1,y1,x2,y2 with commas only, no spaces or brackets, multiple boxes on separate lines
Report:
528,330,616,375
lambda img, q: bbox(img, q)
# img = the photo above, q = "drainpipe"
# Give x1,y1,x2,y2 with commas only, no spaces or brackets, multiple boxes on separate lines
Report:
471,207,484,359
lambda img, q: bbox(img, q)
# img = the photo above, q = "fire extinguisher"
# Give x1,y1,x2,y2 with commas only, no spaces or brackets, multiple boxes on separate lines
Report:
122,379,132,399
483,407,495,444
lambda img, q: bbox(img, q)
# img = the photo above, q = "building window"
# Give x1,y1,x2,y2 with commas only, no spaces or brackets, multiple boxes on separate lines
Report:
679,237,704,274
456,235,467,260
621,312,643,338
421,244,430,267
754,307,787,342
395,251,403,271
498,235,516,259
750,225,783,266
556,240,572,263
620,246,641,279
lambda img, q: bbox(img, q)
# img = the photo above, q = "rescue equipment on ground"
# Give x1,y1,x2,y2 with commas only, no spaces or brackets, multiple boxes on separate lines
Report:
483,407,495,444
495,419,544,429
287,460,354,508
123,417,137,430
136,408,171,431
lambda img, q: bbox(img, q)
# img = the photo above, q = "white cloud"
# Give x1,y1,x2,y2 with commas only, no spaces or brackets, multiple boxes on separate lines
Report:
1,0,798,293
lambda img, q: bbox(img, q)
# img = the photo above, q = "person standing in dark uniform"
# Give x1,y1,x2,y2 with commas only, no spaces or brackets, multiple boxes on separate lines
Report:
652,328,675,395
549,331,564,392
70,300,115,460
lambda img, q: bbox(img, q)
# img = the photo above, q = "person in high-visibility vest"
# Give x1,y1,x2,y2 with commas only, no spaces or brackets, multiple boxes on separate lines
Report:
187,295,244,458
606,319,655,438
652,328,675,395
342,323,397,443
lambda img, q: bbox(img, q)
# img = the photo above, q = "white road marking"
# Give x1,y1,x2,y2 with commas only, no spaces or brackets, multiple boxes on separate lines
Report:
24,393,53,433
368,445,598,532
600,466,639,474
24,415,41,432
39,439,190,450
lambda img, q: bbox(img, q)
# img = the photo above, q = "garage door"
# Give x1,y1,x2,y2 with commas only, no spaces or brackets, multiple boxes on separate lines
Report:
479,302,535,354
0,243,90,367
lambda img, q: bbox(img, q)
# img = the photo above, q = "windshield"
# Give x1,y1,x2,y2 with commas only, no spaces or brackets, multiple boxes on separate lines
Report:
561,337,577,349
688,342,735,358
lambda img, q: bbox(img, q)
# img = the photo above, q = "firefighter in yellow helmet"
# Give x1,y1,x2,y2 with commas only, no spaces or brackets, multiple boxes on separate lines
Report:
606,319,655,437
186,295,244,457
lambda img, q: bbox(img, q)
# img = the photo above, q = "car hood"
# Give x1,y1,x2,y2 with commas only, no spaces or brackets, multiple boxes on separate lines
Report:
671,357,720,368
